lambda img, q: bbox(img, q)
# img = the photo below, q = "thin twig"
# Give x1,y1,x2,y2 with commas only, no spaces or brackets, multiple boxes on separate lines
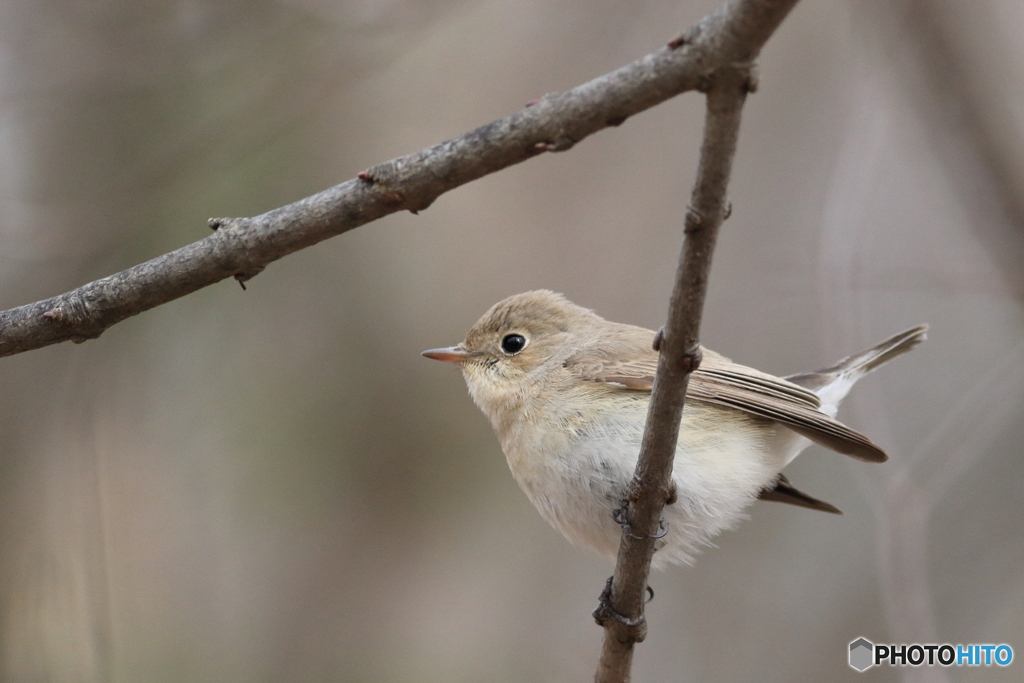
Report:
595,2,800,670
593,66,753,683
1,0,794,359
592,0,802,674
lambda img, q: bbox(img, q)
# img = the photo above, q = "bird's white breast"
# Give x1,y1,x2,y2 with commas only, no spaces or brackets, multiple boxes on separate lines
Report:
498,392,785,567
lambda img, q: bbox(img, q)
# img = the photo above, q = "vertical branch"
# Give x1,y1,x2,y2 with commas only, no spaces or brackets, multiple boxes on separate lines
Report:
593,67,754,683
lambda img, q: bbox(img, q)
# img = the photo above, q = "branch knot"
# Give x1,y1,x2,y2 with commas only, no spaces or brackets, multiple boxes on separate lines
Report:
684,204,705,233
42,292,103,343
677,345,702,374
533,135,577,153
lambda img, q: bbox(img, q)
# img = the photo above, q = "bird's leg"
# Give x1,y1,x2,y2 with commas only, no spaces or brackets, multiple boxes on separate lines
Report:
593,576,649,629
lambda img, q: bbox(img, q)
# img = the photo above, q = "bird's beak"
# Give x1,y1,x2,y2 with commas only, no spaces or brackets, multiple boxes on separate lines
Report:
422,346,476,364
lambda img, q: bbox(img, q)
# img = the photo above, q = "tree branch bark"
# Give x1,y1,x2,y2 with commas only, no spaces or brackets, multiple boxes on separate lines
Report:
592,66,752,683
1,0,795,359
592,2,801,681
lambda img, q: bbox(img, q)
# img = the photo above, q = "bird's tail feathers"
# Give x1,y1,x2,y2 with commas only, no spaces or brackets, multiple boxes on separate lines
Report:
785,325,928,406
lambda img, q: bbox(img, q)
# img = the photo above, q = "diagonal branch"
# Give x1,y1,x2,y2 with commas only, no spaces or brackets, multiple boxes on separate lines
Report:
3,0,793,359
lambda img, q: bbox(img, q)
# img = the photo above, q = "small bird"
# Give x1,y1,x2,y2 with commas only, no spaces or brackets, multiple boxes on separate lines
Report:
423,291,926,568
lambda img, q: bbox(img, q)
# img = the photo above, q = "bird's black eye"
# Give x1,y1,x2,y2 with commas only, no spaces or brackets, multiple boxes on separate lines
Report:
500,333,527,355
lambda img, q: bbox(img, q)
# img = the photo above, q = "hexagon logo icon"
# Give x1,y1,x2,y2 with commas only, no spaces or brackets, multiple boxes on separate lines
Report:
849,637,874,671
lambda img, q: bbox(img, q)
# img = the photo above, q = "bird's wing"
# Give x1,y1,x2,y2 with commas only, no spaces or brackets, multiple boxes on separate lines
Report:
565,342,888,463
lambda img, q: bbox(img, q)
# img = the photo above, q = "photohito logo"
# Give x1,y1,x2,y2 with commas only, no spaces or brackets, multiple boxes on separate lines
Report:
849,638,1013,671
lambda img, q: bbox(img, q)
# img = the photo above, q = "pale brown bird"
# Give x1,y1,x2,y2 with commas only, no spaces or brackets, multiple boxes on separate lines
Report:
424,290,927,567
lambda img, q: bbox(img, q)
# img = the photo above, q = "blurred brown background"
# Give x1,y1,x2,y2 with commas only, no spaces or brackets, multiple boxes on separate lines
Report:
0,0,1021,681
